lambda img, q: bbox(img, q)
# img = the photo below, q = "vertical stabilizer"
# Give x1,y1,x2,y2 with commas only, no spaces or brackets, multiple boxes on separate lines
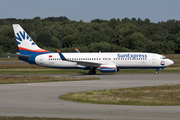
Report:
12,24,49,55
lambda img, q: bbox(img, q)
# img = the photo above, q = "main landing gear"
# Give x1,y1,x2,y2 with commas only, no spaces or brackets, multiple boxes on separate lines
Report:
89,70,96,75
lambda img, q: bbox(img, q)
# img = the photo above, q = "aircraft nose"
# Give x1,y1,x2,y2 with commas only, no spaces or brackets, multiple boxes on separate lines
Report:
168,59,174,66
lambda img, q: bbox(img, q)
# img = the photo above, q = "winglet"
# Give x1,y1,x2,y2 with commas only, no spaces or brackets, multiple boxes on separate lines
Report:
57,49,60,53
75,48,80,53
57,49,66,60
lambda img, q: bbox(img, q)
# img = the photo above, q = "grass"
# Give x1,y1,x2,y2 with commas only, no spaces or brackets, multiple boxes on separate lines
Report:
0,57,19,61
165,54,180,60
0,75,99,84
59,84,180,106
0,69,90,74
0,68,180,75
0,63,45,69
0,116,98,120
1,67,180,75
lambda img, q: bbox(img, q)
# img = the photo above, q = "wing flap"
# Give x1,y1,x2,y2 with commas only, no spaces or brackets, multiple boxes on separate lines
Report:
75,61,101,67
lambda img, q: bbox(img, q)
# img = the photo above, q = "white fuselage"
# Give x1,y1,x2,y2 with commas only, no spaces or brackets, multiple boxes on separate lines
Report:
35,52,174,69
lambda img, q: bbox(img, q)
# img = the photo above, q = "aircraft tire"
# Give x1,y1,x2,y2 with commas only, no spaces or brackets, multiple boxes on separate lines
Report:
89,71,93,75
92,70,96,74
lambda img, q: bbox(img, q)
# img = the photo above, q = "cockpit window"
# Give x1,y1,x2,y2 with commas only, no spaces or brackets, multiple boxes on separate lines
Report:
162,56,167,59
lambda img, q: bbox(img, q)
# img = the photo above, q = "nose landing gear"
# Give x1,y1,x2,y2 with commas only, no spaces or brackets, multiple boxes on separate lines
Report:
155,68,164,74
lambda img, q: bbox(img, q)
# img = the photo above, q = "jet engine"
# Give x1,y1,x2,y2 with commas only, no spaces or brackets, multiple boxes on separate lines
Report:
100,65,117,72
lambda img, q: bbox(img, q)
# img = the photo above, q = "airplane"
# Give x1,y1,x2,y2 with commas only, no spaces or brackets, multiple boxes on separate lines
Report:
12,24,174,75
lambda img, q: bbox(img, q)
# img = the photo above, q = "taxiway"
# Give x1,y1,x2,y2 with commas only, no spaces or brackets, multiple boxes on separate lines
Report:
0,73,180,120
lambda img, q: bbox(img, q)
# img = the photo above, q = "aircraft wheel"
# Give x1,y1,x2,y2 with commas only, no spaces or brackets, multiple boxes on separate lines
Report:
89,71,93,75
92,70,96,74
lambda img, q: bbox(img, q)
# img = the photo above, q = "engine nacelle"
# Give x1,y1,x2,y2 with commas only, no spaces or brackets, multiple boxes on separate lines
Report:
100,65,117,73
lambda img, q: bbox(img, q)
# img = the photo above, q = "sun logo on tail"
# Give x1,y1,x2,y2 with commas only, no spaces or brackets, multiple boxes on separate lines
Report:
16,31,36,45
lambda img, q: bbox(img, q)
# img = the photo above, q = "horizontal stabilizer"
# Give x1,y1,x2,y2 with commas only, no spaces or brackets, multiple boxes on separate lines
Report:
17,53,31,58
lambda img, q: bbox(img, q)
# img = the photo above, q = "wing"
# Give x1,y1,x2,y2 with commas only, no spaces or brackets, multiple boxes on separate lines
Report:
73,60,101,67
57,50,101,68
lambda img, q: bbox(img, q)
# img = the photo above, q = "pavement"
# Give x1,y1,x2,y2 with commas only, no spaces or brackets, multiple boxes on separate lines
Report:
0,73,180,120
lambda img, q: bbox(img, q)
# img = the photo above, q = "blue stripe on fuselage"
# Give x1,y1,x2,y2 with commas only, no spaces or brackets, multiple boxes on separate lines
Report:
18,50,53,64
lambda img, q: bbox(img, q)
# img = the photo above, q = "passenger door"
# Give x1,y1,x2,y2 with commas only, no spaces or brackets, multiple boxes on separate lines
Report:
152,55,156,63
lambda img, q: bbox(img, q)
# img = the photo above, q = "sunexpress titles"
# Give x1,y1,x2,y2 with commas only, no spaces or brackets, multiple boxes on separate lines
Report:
117,53,147,59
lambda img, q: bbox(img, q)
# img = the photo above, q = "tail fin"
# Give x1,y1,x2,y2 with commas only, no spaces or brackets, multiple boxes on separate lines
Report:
12,24,49,55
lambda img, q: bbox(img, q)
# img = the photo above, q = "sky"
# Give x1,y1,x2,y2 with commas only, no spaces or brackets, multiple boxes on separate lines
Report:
0,0,180,23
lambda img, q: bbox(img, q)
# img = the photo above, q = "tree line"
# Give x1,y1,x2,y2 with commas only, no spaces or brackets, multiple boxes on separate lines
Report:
0,16,180,54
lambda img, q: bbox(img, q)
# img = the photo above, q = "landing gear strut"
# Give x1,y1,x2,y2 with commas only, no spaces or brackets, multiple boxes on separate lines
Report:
155,68,164,74
155,70,158,74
